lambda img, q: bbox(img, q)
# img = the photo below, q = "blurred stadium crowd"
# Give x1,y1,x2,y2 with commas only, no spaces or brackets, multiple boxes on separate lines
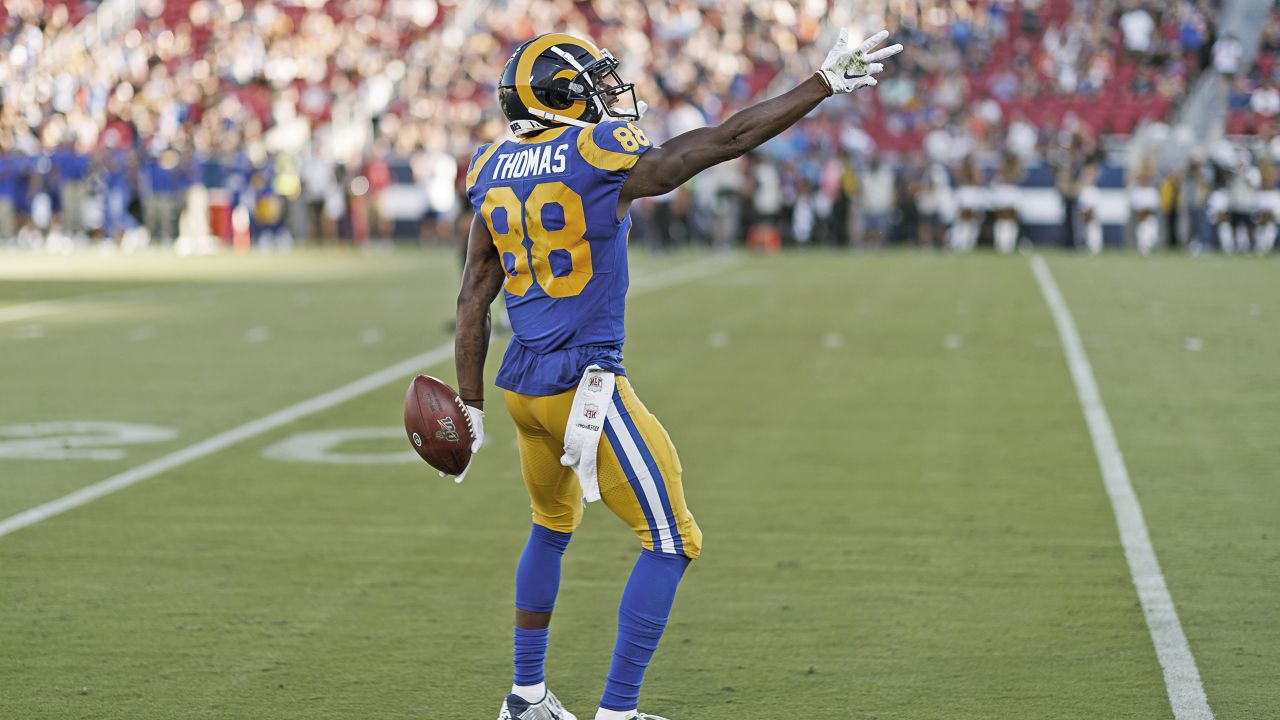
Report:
1,0,1278,254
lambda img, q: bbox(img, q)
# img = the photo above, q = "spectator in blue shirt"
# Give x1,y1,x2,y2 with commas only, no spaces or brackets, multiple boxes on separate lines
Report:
98,142,138,243
0,132,29,243
142,147,186,244
51,134,93,239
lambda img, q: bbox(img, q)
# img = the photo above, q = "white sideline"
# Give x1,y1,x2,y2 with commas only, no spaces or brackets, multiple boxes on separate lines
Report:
1029,255,1214,720
0,253,738,538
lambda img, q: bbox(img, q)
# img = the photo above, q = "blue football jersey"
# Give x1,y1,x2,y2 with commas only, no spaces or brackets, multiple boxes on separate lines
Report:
466,120,653,396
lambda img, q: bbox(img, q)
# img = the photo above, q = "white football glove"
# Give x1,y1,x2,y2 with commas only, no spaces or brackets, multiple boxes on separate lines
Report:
443,404,485,484
817,29,903,94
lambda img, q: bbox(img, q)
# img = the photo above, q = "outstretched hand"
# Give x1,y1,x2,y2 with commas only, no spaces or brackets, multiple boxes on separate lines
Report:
818,29,904,94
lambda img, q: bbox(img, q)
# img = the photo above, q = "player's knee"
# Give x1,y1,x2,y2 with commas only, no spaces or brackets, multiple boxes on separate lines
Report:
635,518,701,560
532,505,582,535
680,518,703,560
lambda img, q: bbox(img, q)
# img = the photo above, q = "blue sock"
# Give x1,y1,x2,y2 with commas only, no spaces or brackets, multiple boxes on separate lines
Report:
513,524,572,686
513,627,549,687
600,549,692,711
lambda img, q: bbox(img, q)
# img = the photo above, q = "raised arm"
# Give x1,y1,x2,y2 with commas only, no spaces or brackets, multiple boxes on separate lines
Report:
621,30,903,203
454,214,505,411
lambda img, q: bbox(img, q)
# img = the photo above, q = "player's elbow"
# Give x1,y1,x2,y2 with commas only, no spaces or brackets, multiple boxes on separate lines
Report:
455,287,486,323
718,122,756,161
724,132,752,159
455,303,490,340
722,144,750,163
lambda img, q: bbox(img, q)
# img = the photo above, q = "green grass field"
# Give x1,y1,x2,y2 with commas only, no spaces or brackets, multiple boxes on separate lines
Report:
0,248,1275,719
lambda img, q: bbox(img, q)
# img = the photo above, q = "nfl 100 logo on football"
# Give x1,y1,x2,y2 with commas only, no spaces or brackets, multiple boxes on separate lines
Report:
435,417,460,443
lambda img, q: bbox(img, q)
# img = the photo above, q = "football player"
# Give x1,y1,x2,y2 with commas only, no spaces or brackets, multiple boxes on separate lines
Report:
949,154,984,252
1256,156,1278,255
1077,160,1103,255
991,151,1023,254
453,29,902,720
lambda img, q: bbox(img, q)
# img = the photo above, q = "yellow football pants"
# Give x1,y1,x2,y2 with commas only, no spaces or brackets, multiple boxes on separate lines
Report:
504,376,701,559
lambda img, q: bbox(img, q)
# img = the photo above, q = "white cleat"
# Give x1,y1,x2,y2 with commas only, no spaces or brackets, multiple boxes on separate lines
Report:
498,690,577,720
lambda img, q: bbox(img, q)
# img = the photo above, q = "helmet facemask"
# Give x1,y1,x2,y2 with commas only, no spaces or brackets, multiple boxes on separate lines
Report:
572,50,645,123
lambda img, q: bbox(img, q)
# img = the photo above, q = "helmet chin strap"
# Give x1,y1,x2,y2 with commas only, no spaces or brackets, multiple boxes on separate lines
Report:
527,108,595,129
525,100,645,133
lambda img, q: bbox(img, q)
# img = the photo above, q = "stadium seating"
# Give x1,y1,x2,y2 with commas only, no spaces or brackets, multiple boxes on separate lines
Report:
2,0,1270,253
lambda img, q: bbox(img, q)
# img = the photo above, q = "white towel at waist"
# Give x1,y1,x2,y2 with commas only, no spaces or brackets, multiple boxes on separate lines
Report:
560,365,615,502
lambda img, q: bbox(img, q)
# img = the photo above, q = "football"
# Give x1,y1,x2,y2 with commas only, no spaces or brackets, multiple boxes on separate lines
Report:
403,375,474,475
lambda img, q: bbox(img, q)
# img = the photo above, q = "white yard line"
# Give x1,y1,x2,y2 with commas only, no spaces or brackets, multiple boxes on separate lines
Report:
0,253,740,326
0,268,356,326
0,254,738,538
0,300,72,324
0,343,454,538
629,252,738,292
0,285,210,325
1029,254,1214,720
0,287,199,325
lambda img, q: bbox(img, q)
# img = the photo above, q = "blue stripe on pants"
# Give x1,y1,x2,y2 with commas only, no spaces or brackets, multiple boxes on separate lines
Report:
603,394,663,552
614,394,684,556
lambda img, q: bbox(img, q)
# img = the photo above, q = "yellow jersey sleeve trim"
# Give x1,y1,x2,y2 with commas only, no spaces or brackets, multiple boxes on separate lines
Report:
576,126,641,172
465,142,504,191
